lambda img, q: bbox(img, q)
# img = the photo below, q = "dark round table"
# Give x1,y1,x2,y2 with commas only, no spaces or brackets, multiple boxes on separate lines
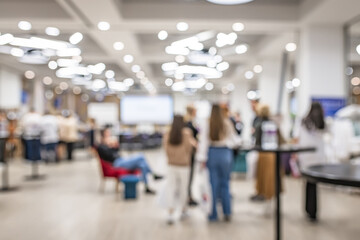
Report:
240,145,316,240
301,163,360,220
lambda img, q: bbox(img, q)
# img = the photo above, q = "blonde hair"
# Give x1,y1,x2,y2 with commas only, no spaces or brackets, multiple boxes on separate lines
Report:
256,104,270,118
184,104,196,122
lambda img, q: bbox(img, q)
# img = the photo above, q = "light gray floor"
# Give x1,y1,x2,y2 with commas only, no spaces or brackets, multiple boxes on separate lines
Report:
0,149,359,240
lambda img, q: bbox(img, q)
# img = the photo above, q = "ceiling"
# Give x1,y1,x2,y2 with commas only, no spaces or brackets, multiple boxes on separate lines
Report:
0,0,359,96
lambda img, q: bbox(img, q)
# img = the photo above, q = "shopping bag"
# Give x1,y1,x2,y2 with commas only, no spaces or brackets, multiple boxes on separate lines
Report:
198,168,212,215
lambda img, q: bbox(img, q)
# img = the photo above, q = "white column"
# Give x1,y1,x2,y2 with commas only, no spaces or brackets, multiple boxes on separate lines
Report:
0,68,22,109
33,78,44,114
297,25,346,117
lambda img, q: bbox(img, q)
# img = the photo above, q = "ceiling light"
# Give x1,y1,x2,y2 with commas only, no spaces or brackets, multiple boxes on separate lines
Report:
0,34,14,45
165,78,173,86
18,21,32,31
87,63,106,75
105,70,115,79
55,87,63,95
73,86,82,95
48,61,58,70
81,94,89,102
10,48,24,57
92,79,106,89
232,23,245,32
69,32,83,45
45,27,60,36
247,90,257,100
346,67,354,76
43,76,53,85
165,46,190,55
222,87,229,95
123,54,134,63
176,65,222,79
131,65,141,73
206,0,254,5
162,62,179,72
188,42,204,51
11,37,67,50
253,65,263,73
175,72,185,80
209,47,217,56
124,78,134,87
285,42,297,52
235,44,248,54
172,81,186,92
140,77,149,84
245,70,254,79
56,48,81,57
158,30,168,40
59,82,69,90
227,83,235,91
175,55,186,63
25,70,35,79
136,71,145,79
113,41,124,51
109,81,129,92
216,62,230,72
286,81,294,90
97,21,110,31
207,60,217,68
356,45,360,55
176,22,189,32
56,67,89,78
57,58,81,67
205,82,214,91
292,78,301,87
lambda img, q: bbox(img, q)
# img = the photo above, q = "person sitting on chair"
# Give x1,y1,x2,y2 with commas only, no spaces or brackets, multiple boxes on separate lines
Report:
97,127,162,194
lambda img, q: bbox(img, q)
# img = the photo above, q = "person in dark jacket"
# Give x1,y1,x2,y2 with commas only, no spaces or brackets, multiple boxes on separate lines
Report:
185,104,199,206
97,128,162,194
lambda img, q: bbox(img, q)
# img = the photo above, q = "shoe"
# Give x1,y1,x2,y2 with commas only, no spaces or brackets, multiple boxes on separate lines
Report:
250,194,265,202
167,215,175,225
180,211,190,221
188,199,198,206
224,215,231,222
145,188,156,195
153,174,164,181
208,215,218,222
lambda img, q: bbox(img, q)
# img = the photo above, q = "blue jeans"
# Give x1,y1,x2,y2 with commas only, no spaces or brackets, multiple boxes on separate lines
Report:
25,139,41,161
113,154,152,185
207,147,233,220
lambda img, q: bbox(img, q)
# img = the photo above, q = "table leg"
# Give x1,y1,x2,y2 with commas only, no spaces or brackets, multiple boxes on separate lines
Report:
275,152,281,240
305,181,317,221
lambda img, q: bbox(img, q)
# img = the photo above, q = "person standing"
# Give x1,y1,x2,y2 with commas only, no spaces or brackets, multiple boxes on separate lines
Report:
162,115,197,224
0,111,9,163
184,104,199,206
40,112,59,163
62,113,78,161
296,102,327,220
197,104,240,222
21,109,42,162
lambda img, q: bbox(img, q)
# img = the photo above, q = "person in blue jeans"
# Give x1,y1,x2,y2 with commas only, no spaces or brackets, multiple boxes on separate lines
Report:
197,104,240,222
97,128,163,194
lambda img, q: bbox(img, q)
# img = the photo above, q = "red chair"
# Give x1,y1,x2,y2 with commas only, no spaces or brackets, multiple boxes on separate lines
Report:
92,148,140,193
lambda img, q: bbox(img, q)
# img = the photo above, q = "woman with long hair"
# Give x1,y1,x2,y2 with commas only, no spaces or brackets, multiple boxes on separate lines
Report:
163,115,196,224
297,102,327,220
197,104,240,222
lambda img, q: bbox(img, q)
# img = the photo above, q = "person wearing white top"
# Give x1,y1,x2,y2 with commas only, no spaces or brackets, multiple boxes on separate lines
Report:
196,104,241,222
40,113,59,163
21,109,42,161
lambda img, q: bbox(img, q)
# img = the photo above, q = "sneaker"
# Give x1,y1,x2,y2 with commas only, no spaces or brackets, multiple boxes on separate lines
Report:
145,188,156,195
250,194,266,202
188,199,198,207
224,215,231,222
153,174,164,181
167,215,175,225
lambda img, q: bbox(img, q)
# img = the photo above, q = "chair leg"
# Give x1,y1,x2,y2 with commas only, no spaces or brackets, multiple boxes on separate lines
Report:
115,179,120,193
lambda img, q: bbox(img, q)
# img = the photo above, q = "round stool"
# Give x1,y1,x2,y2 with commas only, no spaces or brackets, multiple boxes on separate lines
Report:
121,175,140,199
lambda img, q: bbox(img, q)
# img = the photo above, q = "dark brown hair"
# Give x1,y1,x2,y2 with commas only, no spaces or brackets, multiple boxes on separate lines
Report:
168,115,185,145
209,104,225,141
302,102,325,131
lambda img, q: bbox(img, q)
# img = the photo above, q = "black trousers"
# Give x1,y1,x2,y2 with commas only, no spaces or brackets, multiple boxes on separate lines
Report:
67,142,74,160
0,138,6,163
305,181,317,220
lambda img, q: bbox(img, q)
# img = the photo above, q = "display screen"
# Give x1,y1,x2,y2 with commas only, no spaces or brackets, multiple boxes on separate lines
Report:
121,95,173,124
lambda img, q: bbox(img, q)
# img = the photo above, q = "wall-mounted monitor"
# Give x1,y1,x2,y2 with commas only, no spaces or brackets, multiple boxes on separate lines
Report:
121,95,173,124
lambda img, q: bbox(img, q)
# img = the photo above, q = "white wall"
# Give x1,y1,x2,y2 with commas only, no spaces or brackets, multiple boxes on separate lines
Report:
0,68,22,109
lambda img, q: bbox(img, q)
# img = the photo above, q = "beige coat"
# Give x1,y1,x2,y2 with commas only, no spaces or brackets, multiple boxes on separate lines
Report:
163,128,195,166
